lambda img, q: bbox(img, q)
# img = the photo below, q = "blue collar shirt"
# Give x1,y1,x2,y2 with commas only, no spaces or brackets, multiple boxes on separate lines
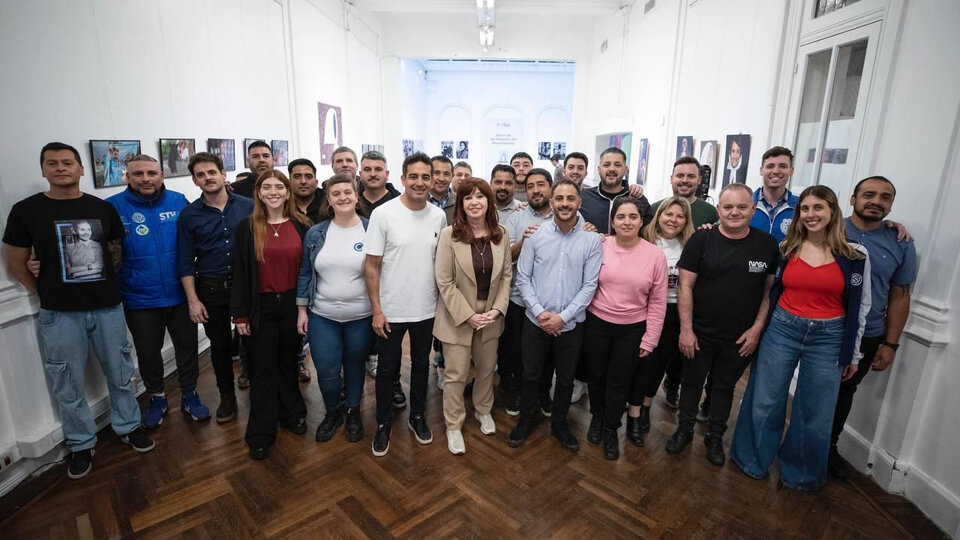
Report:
176,191,254,279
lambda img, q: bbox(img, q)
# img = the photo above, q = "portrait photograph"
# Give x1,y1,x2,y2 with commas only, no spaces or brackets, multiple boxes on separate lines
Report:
361,144,384,154
699,139,719,188
538,141,552,160
402,139,415,157
441,141,454,159
456,141,469,159
676,135,693,159
89,139,141,188
207,138,236,171
55,219,106,282
637,138,649,185
722,134,752,187
318,102,343,164
553,142,567,159
159,138,195,178
271,140,289,167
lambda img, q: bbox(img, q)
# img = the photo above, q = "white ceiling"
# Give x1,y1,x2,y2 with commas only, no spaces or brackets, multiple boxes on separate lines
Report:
348,0,629,15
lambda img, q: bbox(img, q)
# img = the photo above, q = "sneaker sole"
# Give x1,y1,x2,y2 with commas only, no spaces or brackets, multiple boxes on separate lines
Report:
67,449,95,480
474,413,496,435
505,409,520,417
540,409,552,418
120,436,156,453
448,444,465,455
506,436,526,448
182,409,211,422
216,411,236,424
315,418,344,443
372,440,389,457
409,423,433,444
392,401,407,410
346,430,364,443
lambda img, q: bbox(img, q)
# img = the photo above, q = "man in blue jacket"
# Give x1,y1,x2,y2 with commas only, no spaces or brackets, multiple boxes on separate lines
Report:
750,146,799,242
106,155,210,429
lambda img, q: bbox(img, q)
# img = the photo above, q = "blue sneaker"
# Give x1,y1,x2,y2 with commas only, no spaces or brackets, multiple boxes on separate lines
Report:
181,390,211,421
142,395,168,429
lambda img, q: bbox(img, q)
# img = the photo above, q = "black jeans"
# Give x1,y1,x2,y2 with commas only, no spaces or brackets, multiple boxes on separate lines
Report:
196,276,237,395
124,303,198,395
665,332,714,405
520,318,584,423
631,304,679,405
678,338,752,436
830,335,885,448
245,291,306,449
583,312,646,429
375,318,434,427
498,301,554,402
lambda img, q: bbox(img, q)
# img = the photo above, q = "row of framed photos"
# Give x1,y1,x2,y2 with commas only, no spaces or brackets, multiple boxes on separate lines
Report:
89,138,288,189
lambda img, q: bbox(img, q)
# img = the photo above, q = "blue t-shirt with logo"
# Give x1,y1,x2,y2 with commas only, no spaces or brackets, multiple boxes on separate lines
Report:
845,218,918,337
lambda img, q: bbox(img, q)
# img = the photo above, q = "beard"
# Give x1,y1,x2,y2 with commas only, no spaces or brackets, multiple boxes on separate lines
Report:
853,207,884,222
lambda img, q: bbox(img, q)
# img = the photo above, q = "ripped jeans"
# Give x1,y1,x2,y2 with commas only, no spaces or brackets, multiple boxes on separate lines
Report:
38,303,142,451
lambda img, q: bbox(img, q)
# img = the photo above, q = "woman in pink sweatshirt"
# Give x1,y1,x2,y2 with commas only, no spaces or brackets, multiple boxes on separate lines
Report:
583,196,668,460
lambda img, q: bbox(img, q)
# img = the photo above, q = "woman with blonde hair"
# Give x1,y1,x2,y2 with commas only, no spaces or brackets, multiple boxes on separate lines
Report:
232,170,313,460
731,185,870,490
621,197,695,446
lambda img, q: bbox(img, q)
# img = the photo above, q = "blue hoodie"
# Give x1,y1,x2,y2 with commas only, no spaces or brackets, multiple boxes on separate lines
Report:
751,188,799,242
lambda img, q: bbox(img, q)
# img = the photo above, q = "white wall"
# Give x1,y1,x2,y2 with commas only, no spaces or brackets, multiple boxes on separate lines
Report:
0,0,383,495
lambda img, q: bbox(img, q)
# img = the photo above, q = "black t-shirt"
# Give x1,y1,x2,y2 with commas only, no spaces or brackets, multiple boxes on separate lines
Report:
3,193,124,311
677,227,779,344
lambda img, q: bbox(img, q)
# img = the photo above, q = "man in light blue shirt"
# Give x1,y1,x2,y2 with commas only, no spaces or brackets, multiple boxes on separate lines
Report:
508,179,602,453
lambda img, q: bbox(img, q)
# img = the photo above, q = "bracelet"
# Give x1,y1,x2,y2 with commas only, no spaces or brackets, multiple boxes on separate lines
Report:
881,341,900,351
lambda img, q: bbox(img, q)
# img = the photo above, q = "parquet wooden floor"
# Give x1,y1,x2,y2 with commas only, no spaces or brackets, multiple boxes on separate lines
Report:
0,345,948,539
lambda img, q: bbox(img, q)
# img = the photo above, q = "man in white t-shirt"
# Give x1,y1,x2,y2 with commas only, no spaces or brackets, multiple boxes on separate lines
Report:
364,152,447,456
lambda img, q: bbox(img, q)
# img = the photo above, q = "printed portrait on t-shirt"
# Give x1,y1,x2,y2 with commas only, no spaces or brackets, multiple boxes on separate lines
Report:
56,220,106,282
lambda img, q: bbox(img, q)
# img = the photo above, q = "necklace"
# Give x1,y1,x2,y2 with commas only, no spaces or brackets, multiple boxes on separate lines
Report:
269,222,283,237
472,237,488,265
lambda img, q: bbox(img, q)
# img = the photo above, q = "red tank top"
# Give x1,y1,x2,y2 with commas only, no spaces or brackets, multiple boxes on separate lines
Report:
778,255,845,319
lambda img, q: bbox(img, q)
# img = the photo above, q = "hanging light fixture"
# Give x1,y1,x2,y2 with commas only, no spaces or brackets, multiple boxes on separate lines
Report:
476,0,496,51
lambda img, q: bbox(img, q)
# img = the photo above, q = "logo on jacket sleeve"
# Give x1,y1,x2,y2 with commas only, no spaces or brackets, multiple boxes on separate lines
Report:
780,218,792,235
850,273,863,286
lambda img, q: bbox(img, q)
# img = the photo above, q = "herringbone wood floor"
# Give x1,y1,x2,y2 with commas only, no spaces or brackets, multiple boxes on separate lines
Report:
1,344,948,539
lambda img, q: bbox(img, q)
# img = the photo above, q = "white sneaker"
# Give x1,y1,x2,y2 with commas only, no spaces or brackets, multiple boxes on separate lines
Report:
474,411,496,435
365,354,378,378
437,366,445,390
571,380,588,403
447,430,465,455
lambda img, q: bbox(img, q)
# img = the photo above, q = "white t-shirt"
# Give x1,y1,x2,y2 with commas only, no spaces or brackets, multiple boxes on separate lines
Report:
311,222,371,322
363,198,446,322
657,236,684,304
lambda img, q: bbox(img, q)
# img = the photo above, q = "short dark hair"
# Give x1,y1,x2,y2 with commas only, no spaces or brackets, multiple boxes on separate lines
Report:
526,168,553,186
431,155,453,169
490,164,516,179
188,152,224,174
551,178,581,196
610,196,646,224
361,150,386,164
287,158,316,175
600,147,627,162
402,152,433,176
761,146,794,165
454,161,472,171
853,175,897,197
510,152,533,164
564,152,589,168
550,153,562,162
331,146,357,162
236,171,251,180
40,142,82,166
673,156,701,172
247,140,271,155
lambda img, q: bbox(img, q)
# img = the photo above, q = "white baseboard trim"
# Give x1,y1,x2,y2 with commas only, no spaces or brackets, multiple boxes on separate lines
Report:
904,465,960,539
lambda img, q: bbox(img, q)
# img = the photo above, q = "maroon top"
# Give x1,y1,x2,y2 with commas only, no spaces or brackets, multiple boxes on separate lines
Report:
257,220,302,293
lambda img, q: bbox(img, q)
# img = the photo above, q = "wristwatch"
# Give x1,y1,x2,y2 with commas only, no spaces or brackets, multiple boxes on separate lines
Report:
881,341,900,351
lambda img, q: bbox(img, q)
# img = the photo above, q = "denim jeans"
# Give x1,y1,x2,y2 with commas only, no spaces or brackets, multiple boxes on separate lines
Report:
731,305,844,491
307,312,374,411
37,304,141,451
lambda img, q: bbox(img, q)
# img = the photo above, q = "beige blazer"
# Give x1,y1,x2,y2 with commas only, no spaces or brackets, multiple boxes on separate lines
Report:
433,225,512,346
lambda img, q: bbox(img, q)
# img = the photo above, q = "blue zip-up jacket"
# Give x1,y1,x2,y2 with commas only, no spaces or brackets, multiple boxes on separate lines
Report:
106,186,188,309
296,217,370,307
751,188,799,242
766,244,872,366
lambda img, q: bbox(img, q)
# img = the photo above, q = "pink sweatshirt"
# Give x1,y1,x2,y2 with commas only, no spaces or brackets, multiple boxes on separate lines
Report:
588,237,668,352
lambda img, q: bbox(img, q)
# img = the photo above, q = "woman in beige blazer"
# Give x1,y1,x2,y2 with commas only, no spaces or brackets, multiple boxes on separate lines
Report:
434,177,512,455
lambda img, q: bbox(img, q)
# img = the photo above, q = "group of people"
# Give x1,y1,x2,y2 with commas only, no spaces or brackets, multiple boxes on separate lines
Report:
3,140,915,492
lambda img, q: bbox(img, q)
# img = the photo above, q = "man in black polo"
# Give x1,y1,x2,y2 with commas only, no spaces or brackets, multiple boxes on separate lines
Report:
230,140,273,198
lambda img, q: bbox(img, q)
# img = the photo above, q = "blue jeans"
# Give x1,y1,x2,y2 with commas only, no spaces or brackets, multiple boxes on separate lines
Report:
731,306,844,491
37,304,142,451
307,312,373,411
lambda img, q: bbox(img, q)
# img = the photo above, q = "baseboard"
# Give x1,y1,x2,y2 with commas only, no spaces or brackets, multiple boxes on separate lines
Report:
904,465,960,539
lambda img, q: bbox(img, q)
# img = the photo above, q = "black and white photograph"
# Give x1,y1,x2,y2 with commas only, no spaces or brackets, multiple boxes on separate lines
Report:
552,142,566,159
722,134,751,186
361,143,384,154
456,141,469,158
538,141,552,160
159,139,195,178
89,139,140,188
676,135,693,159
402,139,415,157
55,219,106,282
441,141,454,158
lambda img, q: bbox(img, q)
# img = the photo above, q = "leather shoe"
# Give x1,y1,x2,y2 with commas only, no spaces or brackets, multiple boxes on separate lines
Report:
250,446,270,460
551,422,580,453
508,415,536,448
638,405,651,433
626,416,644,447
602,428,620,460
586,416,603,445
345,407,364,442
665,427,693,454
704,434,725,466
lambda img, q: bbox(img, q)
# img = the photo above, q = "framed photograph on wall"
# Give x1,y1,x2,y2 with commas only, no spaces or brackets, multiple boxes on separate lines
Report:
456,141,469,159
207,138,236,171
676,136,694,159
699,139,719,188
441,141,454,158
538,142,552,160
243,138,265,169
159,138,195,178
722,134,752,187
271,140,288,167
361,144,383,154
553,142,567,160
89,139,141,189
318,102,343,164
637,138,649,185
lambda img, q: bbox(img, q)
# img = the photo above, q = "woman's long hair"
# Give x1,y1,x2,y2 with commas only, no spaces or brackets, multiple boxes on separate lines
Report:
451,177,503,244
642,196,695,245
251,169,312,262
780,185,864,260
317,173,368,220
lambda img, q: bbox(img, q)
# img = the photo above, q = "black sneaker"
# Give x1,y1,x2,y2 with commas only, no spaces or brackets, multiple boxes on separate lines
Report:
602,428,620,460
626,416,644,447
408,415,433,444
550,422,580,453
392,381,407,410
507,416,535,448
250,446,270,460
216,394,237,423
345,407,364,442
586,416,603,445
68,449,93,479
704,434,725,466
539,396,553,418
372,424,391,457
121,428,156,453
828,448,850,479
315,407,344,442
663,381,679,409
505,394,521,417
665,427,694,454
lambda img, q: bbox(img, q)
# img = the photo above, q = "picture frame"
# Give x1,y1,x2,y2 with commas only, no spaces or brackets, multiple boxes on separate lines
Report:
722,134,752,187
89,139,141,189
207,138,236,171
271,140,288,167
159,138,196,178
243,138,265,169
676,136,694,159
